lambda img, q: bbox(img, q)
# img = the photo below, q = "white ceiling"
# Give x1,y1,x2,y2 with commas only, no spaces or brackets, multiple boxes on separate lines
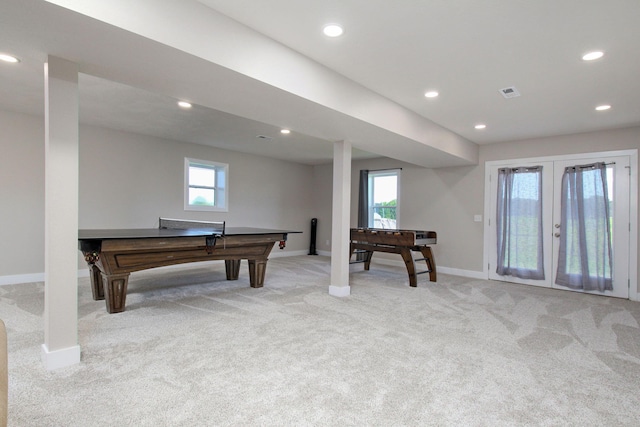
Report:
77,75,373,165
198,0,640,144
1,0,639,166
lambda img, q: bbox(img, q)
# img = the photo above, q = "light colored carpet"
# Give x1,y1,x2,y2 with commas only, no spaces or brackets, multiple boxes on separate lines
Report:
2,255,640,426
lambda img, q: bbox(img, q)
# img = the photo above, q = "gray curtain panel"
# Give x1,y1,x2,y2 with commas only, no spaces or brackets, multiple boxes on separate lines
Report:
496,166,545,280
555,162,613,291
358,169,369,229
356,170,369,261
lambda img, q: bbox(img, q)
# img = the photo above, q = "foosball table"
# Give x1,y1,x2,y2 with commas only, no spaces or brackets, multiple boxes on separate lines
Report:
349,228,437,286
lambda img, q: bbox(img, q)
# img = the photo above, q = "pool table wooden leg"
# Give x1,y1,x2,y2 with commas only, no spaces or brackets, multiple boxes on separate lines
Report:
225,259,241,280
248,259,268,288
101,273,130,314
88,264,105,300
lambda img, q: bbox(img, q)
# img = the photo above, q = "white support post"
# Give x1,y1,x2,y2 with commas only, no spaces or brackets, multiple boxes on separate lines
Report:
42,56,81,370
329,140,352,297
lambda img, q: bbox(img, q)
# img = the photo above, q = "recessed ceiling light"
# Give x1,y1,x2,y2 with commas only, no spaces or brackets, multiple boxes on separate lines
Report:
595,104,611,111
0,53,20,63
177,101,192,109
323,24,344,37
424,91,439,98
280,129,291,135
475,124,487,130
582,51,604,61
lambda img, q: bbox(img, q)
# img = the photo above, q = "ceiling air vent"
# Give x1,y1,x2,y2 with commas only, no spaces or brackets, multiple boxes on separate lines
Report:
256,135,273,140
499,86,521,99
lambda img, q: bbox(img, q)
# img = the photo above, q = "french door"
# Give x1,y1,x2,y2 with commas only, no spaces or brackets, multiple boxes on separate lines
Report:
487,153,631,298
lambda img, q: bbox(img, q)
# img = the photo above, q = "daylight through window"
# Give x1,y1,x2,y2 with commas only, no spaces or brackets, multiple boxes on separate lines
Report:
368,170,400,228
184,158,228,212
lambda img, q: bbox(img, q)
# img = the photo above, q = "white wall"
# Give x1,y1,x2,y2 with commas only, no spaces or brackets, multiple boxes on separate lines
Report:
0,110,45,276
312,158,481,271
77,125,314,233
312,126,640,293
0,109,314,280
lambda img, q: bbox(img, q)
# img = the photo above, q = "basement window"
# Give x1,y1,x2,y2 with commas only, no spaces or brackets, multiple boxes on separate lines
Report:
184,158,228,212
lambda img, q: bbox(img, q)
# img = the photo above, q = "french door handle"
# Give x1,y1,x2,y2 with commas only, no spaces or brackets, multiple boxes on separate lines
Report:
554,232,561,237
554,224,561,228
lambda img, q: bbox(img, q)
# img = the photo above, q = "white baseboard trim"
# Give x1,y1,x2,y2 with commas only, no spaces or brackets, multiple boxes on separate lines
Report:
368,257,486,280
437,266,487,280
0,269,92,286
41,343,81,370
0,272,45,286
268,249,308,258
329,285,351,297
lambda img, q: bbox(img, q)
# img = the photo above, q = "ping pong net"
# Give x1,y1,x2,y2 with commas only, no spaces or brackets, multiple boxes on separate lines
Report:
159,217,226,236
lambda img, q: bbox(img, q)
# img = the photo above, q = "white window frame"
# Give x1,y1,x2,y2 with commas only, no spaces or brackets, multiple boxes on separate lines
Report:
368,169,401,229
184,157,229,212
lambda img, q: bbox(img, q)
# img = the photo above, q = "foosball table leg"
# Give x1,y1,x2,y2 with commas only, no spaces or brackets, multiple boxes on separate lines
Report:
363,250,373,270
418,246,437,282
400,248,418,287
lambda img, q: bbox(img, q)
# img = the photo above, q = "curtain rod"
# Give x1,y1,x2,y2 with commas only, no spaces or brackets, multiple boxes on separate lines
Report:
571,162,616,170
364,168,403,172
501,162,616,173
499,166,542,172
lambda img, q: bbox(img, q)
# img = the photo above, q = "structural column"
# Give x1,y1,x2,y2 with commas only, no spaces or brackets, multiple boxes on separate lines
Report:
329,140,352,297
42,56,81,370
